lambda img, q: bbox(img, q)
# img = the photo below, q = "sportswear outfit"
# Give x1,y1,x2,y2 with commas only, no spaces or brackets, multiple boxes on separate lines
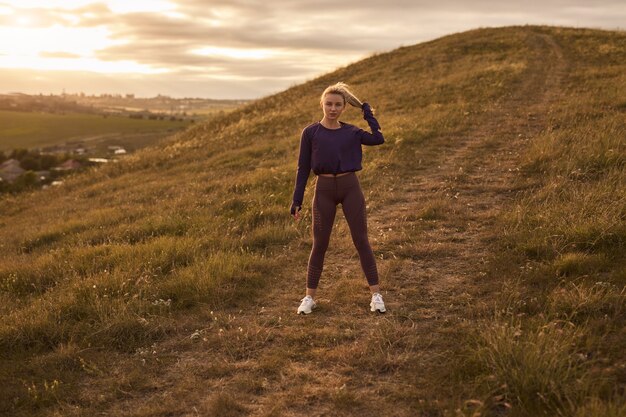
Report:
292,103,384,292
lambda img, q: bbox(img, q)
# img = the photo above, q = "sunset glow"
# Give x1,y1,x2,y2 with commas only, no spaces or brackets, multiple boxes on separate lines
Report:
0,24,165,74
0,26,113,58
0,55,167,74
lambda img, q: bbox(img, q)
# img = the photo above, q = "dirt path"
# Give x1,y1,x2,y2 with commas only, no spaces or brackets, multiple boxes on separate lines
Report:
371,32,567,298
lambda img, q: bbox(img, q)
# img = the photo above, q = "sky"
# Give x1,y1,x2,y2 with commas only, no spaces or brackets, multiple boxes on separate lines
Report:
0,1,624,99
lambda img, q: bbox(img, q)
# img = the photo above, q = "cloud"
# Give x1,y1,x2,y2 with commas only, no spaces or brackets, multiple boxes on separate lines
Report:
89,0,626,72
0,0,624,98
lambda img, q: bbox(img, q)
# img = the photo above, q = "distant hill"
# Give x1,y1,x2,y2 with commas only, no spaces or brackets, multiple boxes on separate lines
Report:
0,26,624,417
0,92,248,116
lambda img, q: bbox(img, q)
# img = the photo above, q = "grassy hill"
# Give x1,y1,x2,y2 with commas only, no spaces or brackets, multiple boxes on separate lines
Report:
0,26,624,417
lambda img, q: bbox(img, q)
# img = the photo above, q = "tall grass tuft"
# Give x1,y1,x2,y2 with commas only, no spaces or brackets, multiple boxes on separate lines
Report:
573,397,626,417
156,250,269,308
473,317,592,416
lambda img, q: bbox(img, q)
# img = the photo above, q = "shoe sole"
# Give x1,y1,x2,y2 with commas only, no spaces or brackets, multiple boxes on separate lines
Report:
297,305,316,315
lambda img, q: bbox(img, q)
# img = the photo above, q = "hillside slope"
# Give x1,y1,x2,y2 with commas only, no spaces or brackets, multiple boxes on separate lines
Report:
0,26,624,417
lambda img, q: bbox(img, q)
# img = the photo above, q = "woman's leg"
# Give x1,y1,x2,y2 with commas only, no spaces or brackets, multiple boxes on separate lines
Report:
341,180,380,292
306,183,337,293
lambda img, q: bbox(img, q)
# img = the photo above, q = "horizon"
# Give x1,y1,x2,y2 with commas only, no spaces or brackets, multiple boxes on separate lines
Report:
1,1,624,100
0,90,249,101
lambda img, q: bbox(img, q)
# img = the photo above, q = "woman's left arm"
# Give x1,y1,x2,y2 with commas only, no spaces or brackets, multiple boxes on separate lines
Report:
357,102,385,145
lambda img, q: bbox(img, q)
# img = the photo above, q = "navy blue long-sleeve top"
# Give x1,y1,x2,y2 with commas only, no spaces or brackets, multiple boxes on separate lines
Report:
292,102,384,206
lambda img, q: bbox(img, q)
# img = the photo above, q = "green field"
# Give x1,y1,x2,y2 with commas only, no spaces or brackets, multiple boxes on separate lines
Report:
0,110,191,151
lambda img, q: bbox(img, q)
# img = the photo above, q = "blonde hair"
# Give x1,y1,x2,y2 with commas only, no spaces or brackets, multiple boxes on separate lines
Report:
320,82,363,108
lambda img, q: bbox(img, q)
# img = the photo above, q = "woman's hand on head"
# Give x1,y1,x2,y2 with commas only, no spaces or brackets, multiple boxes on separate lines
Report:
362,102,376,115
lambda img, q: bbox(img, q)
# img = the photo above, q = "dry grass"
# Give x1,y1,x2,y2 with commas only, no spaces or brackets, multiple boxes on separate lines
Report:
0,26,624,417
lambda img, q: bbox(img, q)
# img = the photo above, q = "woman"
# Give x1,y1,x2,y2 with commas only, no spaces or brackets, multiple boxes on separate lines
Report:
291,82,386,315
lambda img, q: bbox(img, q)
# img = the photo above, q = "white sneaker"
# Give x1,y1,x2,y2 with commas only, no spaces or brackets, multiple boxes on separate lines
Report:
370,293,386,313
297,295,316,315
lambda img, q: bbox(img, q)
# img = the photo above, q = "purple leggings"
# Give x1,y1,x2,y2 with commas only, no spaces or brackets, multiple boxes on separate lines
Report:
307,172,379,289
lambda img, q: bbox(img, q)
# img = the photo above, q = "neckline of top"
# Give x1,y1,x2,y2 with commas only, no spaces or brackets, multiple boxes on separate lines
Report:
318,121,344,131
